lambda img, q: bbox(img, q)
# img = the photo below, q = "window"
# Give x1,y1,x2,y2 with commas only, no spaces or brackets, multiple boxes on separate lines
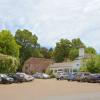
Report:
77,64,80,66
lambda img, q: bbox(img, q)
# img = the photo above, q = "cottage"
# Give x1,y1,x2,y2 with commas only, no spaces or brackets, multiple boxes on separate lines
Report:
22,57,53,74
49,48,85,74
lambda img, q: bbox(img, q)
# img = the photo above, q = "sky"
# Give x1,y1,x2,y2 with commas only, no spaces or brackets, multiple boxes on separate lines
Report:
0,0,100,53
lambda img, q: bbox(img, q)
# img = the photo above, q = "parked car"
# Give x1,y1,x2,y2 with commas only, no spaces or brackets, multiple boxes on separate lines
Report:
67,73,77,81
16,73,34,82
42,73,50,79
87,74,100,83
79,72,91,82
0,74,14,84
0,76,2,83
75,72,90,82
33,73,50,79
56,72,69,80
33,73,44,79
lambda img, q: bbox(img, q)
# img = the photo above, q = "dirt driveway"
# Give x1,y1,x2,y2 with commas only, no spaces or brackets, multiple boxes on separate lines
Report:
0,79,100,100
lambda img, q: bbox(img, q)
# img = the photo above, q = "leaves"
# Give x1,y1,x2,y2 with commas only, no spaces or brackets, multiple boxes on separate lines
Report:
0,30,20,58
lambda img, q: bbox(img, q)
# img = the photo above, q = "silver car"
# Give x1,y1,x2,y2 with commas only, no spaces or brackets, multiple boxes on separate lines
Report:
56,73,69,80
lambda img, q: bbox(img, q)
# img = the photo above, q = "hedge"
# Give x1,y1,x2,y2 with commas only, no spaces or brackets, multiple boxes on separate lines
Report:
0,54,19,74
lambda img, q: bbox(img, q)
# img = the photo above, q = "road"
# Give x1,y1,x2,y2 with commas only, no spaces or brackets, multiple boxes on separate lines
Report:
0,79,100,100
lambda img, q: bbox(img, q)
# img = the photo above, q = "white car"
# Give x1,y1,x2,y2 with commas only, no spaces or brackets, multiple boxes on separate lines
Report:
42,73,50,79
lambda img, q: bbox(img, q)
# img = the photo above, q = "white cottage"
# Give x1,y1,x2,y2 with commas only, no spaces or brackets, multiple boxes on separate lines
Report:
49,48,85,74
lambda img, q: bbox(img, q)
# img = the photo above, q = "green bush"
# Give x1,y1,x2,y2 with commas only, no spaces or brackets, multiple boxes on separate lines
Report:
0,54,19,74
45,68,55,78
31,70,36,74
80,55,100,73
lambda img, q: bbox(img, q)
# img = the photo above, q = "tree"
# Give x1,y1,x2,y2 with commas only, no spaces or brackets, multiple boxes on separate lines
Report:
48,48,54,59
0,54,19,73
15,29,39,71
54,39,71,62
85,47,96,54
69,48,79,61
80,55,100,73
40,47,49,58
71,38,85,48
40,47,54,59
0,30,20,58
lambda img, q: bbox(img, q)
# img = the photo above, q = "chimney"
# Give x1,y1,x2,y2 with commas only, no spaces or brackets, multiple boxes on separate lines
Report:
79,48,84,58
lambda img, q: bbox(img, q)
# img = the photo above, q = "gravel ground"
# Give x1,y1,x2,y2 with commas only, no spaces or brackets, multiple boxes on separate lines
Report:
0,79,100,100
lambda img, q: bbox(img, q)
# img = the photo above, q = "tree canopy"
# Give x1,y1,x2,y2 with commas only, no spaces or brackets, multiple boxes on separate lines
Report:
54,39,71,62
0,29,98,72
0,30,20,58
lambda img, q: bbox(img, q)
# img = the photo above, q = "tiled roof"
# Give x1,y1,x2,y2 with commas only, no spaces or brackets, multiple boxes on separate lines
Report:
23,57,53,73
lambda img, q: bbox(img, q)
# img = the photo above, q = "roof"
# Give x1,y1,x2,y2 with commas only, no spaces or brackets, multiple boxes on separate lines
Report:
23,57,53,73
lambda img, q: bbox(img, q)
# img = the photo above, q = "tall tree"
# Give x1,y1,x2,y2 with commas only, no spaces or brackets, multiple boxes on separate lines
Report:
15,29,39,69
69,48,79,61
54,39,71,62
72,38,85,48
0,30,20,58
85,47,96,54
40,47,54,59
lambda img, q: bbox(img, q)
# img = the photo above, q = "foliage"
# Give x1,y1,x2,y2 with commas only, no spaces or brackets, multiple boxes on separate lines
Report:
15,29,39,67
0,30,20,58
80,66,88,72
40,47,54,59
85,47,96,54
80,55,100,73
71,38,85,48
54,39,71,62
45,68,53,75
54,38,86,62
69,48,79,61
31,70,36,74
0,54,19,74
45,68,55,78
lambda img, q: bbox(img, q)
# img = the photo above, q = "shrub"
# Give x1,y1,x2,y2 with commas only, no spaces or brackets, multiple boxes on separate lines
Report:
45,68,55,78
0,54,19,74
80,55,100,73
31,70,36,74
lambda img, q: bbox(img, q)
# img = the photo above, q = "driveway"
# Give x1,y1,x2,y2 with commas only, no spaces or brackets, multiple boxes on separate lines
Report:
0,79,100,100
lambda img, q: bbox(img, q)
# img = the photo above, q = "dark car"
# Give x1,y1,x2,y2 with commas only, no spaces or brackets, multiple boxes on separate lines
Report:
0,76,2,83
10,73,26,83
87,74,100,83
67,73,77,81
79,73,90,82
17,73,34,82
0,74,14,84
75,72,90,82
13,73,34,82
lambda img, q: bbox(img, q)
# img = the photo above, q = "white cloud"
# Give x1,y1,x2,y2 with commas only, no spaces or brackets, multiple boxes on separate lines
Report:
0,0,100,52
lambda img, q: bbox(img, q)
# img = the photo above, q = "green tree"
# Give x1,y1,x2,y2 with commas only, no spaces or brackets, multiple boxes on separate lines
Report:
69,38,85,61
69,48,79,60
54,39,71,62
48,48,54,58
40,47,49,58
0,54,19,73
40,47,54,59
72,38,85,48
15,29,39,70
80,55,100,73
0,30,20,58
85,47,96,54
